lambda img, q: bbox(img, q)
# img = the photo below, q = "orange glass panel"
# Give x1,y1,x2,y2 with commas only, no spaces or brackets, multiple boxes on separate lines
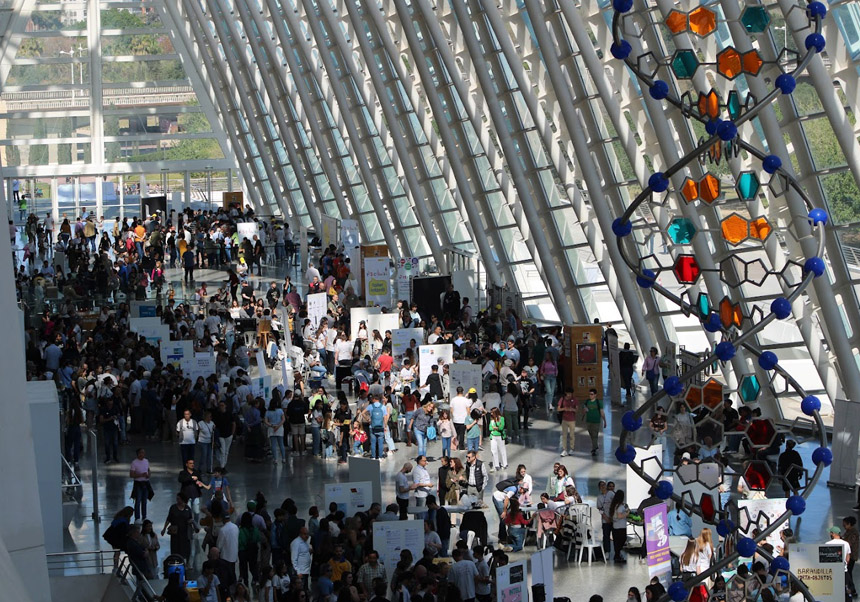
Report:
681,178,698,202
702,380,723,408
749,217,772,240
719,298,734,328
743,50,763,75
721,214,748,245
706,90,720,118
708,141,722,164
689,7,717,36
700,173,721,203
686,386,703,409
732,304,743,327
717,47,743,79
666,10,688,33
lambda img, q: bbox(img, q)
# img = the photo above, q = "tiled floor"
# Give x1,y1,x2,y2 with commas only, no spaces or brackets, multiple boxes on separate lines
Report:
60,260,857,600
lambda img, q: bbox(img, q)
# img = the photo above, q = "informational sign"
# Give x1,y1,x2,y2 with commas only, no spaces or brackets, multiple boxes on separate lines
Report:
160,340,194,369
184,352,216,382
368,313,400,341
364,257,391,307
251,375,272,400
791,543,846,602
530,548,553,602
360,244,389,295
236,221,264,246
449,361,482,400
280,356,294,392
373,520,423,574
255,350,267,379
349,456,383,505
418,344,453,386
607,329,621,404
392,328,424,358
644,503,671,577
341,219,360,248
452,269,477,312
738,498,788,552
129,317,164,337
396,257,419,303
562,325,604,399
222,191,243,211
350,307,382,341
320,214,340,249
130,301,159,318
324,481,374,516
496,560,528,602
307,292,328,333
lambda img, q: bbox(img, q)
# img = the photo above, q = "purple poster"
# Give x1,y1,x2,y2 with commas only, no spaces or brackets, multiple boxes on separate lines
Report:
644,503,671,576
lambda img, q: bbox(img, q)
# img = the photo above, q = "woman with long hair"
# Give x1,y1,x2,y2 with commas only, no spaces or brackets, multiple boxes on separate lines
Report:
502,498,529,552
679,537,699,579
696,527,715,577
609,489,629,563
445,457,466,505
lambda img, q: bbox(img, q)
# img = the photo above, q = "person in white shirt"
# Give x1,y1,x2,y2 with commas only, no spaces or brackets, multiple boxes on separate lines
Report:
197,560,221,602
395,463,413,519
450,387,471,448
176,410,198,466
197,410,216,474
449,548,479,601
290,526,313,590
827,526,852,575
412,455,434,508
216,520,239,568
43,212,54,247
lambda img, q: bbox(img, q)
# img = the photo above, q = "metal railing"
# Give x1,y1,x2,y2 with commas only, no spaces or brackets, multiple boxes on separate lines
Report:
46,551,158,601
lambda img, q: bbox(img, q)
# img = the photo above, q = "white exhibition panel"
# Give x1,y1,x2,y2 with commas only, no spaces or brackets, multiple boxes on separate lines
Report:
373,520,424,576
324,481,374,516
418,344,454,386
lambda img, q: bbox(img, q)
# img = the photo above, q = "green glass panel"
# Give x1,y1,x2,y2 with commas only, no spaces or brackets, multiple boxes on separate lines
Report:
671,50,699,79
667,217,697,244
696,293,710,319
741,6,770,33
740,375,761,402
727,90,742,120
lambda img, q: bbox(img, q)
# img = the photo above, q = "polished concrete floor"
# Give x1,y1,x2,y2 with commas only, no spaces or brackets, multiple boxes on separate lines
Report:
60,260,858,600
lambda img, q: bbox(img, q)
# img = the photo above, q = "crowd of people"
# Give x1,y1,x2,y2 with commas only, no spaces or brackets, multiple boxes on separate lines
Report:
11,204,831,602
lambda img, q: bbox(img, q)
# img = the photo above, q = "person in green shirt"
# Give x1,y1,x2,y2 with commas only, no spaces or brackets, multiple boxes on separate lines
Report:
582,388,606,457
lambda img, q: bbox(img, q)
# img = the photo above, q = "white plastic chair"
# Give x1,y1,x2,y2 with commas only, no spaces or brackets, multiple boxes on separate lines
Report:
576,518,607,565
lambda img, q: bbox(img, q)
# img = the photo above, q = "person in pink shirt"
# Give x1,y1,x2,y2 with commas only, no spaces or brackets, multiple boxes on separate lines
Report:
129,448,153,521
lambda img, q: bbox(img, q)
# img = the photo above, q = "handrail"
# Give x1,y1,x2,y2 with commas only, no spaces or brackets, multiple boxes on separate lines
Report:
47,551,158,601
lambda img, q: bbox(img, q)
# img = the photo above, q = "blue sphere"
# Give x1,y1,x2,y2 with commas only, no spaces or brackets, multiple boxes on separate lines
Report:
758,351,779,371
786,495,806,516
615,444,636,464
637,268,657,289
809,208,828,226
771,556,791,574
737,537,758,558
649,80,669,100
776,73,797,94
763,154,782,174
621,411,643,432
705,119,720,135
717,120,738,141
612,217,633,237
804,256,826,277
771,297,792,320
806,33,826,53
663,375,684,396
649,172,669,193
808,1,827,18
668,582,688,602
703,312,723,333
717,519,736,537
716,341,736,362
611,40,632,60
812,446,832,466
801,395,821,416
655,481,674,500
612,0,633,12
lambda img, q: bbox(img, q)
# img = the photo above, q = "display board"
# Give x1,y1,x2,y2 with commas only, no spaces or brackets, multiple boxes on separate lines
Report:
223,191,243,211
341,219,360,282
349,456,382,505
790,543,846,602
185,352,216,382
452,269,477,312
307,293,328,333
738,497,787,552
129,317,163,337
449,361,482,399
130,300,159,318
373,520,423,574
562,325,603,399
396,257,419,304
237,221,264,246
324,481,374,516
530,548,553,602
320,214,340,249
419,344,453,386
369,313,399,341
160,340,194,369
141,195,167,217
644,503,671,577
496,560,528,602
350,307,382,341
364,257,391,308
392,328,424,359
359,245,388,293
251,375,272,400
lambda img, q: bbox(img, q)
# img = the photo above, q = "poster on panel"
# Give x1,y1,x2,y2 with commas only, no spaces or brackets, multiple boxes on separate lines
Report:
307,293,329,333
324,481,374,516
644,503,671,577
449,361,482,398
495,560,528,602
350,306,382,341
790,543,846,602
364,257,391,307
392,328,425,359
418,344,453,386
373,520,423,574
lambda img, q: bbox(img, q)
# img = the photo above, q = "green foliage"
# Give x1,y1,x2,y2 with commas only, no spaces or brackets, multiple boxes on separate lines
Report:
5,146,20,167
57,118,72,164
29,121,48,165
178,112,211,134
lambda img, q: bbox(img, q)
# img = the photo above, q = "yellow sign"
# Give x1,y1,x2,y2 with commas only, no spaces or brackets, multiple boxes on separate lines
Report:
368,279,388,296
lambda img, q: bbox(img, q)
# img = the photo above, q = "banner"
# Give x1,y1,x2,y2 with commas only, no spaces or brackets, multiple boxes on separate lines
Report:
130,301,158,318
496,560,528,602
160,340,194,369
449,361,482,399
790,543,846,602
396,257,418,303
237,221,264,246
644,503,671,577
320,214,339,249
418,344,453,386
392,328,424,358
373,520,423,573
324,481,374,516
184,352,216,382
364,257,391,307
307,292,328,333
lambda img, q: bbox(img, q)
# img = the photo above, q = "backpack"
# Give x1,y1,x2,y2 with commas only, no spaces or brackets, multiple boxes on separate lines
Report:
495,478,518,493
370,403,385,430
426,425,437,441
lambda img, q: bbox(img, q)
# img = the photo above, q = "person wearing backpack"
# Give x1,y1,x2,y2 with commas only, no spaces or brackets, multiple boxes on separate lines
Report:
368,395,386,459
238,511,261,589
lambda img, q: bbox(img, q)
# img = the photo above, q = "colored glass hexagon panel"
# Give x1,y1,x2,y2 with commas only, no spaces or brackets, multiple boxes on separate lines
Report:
749,217,772,241
737,172,760,200
744,461,772,490
719,297,742,328
672,50,699,79
686,385,703,409
696,292,710,319
717,47,743,79
674,255,701,283
743,50,764,76
665,10,688,34
721,214,749,245
668,217,697,244
727,90,742,120
698,90,721,119
741,375,762,403
700,174,721,203
699,492,717,522
748,419,776,448
689,7,716,36
702,379,723,408
681,178,698,202
741,5,770,33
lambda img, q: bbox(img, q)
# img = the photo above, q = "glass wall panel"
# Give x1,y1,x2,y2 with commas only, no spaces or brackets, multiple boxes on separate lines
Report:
102,60,185,83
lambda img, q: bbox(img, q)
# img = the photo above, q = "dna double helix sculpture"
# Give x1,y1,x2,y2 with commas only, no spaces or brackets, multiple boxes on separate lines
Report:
608,1,832,600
